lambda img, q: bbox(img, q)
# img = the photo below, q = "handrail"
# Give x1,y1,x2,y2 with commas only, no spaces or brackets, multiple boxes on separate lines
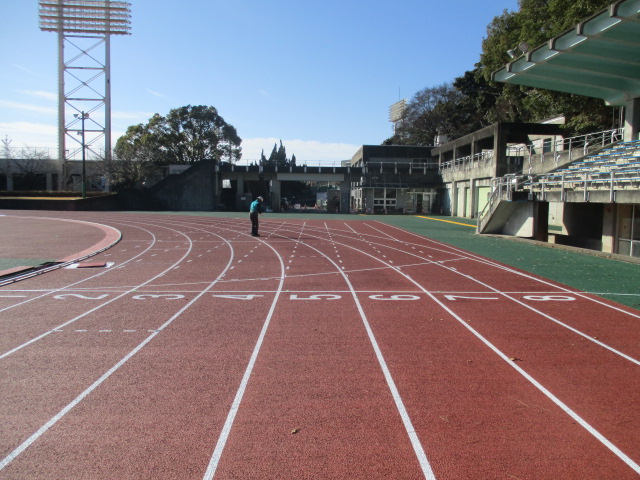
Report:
477,174,523,232
497,139,640,205
507,128,623,169
439,150,494,173
477,129,629,233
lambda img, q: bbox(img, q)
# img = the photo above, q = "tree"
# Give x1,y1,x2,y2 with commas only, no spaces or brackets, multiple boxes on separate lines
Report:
477,0,616,133
1,135,11,160
12,147,50,190
1,136,11,178
263,140,296,167
114,105,242,166
384,83,468,145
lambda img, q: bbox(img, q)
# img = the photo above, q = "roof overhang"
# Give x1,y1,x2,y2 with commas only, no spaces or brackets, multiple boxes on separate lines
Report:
492,0,640,106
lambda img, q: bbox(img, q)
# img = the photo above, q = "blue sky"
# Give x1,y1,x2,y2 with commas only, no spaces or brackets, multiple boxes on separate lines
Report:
1,0,519,163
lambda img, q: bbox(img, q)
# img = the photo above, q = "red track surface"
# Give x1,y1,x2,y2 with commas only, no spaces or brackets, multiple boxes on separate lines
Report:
1,211,639,479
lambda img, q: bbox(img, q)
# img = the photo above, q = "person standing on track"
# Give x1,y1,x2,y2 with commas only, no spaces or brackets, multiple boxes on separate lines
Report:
249,195,264,237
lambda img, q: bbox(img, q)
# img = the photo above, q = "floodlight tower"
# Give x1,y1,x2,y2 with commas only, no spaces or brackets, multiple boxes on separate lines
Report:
389,99,407,135
39,0,131,189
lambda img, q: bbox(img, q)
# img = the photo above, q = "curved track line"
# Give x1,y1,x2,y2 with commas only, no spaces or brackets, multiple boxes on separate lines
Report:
0,222,157,314
96,216,290,479
0,216,122,287
0,221,192,359
0,221,237,472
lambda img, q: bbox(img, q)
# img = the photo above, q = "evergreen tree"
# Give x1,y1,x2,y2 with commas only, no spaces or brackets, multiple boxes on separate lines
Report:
276,140,287,167
264,140,296,167
267,143,278,166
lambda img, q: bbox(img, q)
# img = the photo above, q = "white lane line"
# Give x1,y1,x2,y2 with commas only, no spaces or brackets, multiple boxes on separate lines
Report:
0,228,236,472
338,225,640,474
257,232,437,480
344,222,358,234
363,222,398,241
383,240,640,364
202,237,286,480
0,223,157,315
380,222,640,319
293,222,640,364
423,288,640,475
0,224,186,360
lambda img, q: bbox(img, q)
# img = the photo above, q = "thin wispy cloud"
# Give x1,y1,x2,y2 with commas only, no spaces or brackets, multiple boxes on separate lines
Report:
147,89,167,98
0,121,57,149
259,89,274,100
0,100,56,115
12,64,37,75
19,90,57,102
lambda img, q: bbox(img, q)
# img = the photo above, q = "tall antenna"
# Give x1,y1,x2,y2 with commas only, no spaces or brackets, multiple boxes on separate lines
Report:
39,0,131,188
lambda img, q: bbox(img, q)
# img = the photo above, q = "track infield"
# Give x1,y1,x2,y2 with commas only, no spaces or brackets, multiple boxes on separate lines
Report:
1,211,639,479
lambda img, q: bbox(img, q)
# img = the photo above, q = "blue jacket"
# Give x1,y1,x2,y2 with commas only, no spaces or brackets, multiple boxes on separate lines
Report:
250,199,263,213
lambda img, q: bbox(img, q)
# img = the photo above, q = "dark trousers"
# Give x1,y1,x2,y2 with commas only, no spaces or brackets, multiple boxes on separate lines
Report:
250,211,259,236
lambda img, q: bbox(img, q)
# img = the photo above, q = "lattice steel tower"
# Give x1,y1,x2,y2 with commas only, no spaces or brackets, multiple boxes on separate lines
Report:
39,1,131,186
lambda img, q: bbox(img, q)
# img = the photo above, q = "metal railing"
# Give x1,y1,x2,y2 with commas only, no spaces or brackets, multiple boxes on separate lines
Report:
439,151,494,174
507,128,623,171
476,175,518,232
444,128,623,180
478,135,639,232
522,169,640,202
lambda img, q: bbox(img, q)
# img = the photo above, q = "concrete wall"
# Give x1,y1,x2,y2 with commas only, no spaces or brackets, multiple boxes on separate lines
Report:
480,200,535,237
150,160,217,211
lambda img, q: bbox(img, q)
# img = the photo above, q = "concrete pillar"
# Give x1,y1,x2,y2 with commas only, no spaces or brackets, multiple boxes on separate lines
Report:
602,203,616,253
339,181,350,213
212,169,221,210
451,181,458,216
494,124,506,177
532,202,549,242
270,179,281,212
470,178,477,218
624,97,640,142
235,176,244,211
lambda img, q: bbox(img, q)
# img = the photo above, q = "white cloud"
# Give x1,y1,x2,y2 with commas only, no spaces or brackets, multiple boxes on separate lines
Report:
0,122,58,149
0,100,56,116
12,64,36,75
19,90,57,102
240,137,358,163
147,89,166,98
0,125,361,163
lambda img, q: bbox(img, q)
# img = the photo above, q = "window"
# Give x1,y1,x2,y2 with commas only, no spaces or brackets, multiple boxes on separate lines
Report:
373,188,397,213
617,205,640,257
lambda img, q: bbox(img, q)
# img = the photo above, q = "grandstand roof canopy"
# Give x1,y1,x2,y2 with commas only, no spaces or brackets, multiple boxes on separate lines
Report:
492,0,640,106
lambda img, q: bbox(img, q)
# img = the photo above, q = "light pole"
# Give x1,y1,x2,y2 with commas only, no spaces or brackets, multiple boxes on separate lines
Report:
74,111,89,199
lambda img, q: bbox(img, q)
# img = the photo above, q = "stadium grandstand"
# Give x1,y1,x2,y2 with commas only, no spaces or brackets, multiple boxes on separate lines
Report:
476,0,640,258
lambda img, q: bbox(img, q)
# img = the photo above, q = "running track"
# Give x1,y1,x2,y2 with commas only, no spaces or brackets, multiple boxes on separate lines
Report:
1,212,639,479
